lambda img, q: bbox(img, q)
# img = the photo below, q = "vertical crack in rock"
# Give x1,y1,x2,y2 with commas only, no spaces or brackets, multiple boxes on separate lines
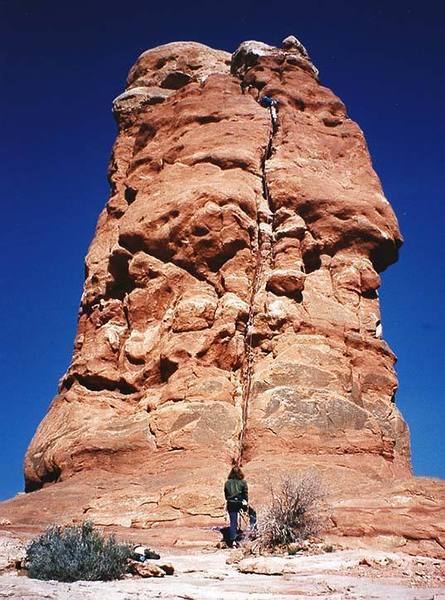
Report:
237,107,276,464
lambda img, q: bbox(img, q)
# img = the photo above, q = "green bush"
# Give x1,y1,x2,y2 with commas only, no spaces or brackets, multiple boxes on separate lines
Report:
25,522,132,582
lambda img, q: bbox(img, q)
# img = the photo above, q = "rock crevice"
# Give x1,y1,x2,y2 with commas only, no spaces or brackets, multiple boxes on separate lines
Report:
238,96,277,464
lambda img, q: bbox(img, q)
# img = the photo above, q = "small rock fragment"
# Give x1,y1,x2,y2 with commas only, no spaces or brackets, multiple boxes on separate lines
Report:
237,557,285,575
159,562,175,575
129,560,166,578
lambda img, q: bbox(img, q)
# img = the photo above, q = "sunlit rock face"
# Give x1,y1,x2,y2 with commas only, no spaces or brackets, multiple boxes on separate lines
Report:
4,37,444,558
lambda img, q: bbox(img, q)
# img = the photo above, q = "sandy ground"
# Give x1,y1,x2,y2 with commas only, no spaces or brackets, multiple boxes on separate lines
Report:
1,544,444,600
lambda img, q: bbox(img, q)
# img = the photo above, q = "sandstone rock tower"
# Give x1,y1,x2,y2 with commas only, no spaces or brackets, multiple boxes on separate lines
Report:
6,37,443,555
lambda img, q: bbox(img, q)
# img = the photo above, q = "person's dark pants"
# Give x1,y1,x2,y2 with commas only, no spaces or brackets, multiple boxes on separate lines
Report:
228,509,239,542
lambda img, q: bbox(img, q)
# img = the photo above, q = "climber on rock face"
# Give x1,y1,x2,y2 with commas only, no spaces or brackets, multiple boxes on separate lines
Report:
224,465,257,548
259,95,279,129
259,95,276,108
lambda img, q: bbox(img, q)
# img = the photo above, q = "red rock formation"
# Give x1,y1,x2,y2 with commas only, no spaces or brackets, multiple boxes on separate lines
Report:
2,37,444,557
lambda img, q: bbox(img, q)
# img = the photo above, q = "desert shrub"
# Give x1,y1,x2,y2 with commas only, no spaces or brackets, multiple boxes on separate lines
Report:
25,521,132,582
258,470,327,549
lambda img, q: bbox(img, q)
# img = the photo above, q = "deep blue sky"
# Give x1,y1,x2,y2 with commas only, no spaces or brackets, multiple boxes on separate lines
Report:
1,0,444,500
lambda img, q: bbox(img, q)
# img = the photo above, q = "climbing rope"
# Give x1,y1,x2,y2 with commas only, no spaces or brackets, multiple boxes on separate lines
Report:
237,107,277,465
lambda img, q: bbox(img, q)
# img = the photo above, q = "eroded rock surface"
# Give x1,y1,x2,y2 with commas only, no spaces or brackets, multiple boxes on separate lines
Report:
1,546,443,600
2,37,444,557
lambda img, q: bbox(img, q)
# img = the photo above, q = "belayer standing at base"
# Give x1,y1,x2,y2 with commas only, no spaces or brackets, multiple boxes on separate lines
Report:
224,465,257,547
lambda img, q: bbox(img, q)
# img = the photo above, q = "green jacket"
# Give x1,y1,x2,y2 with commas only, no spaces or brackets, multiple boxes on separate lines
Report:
224,478,248,502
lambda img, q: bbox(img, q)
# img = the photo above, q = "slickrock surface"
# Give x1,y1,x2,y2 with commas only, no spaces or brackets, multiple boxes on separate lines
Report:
0,534,444,600
1,37,444,557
